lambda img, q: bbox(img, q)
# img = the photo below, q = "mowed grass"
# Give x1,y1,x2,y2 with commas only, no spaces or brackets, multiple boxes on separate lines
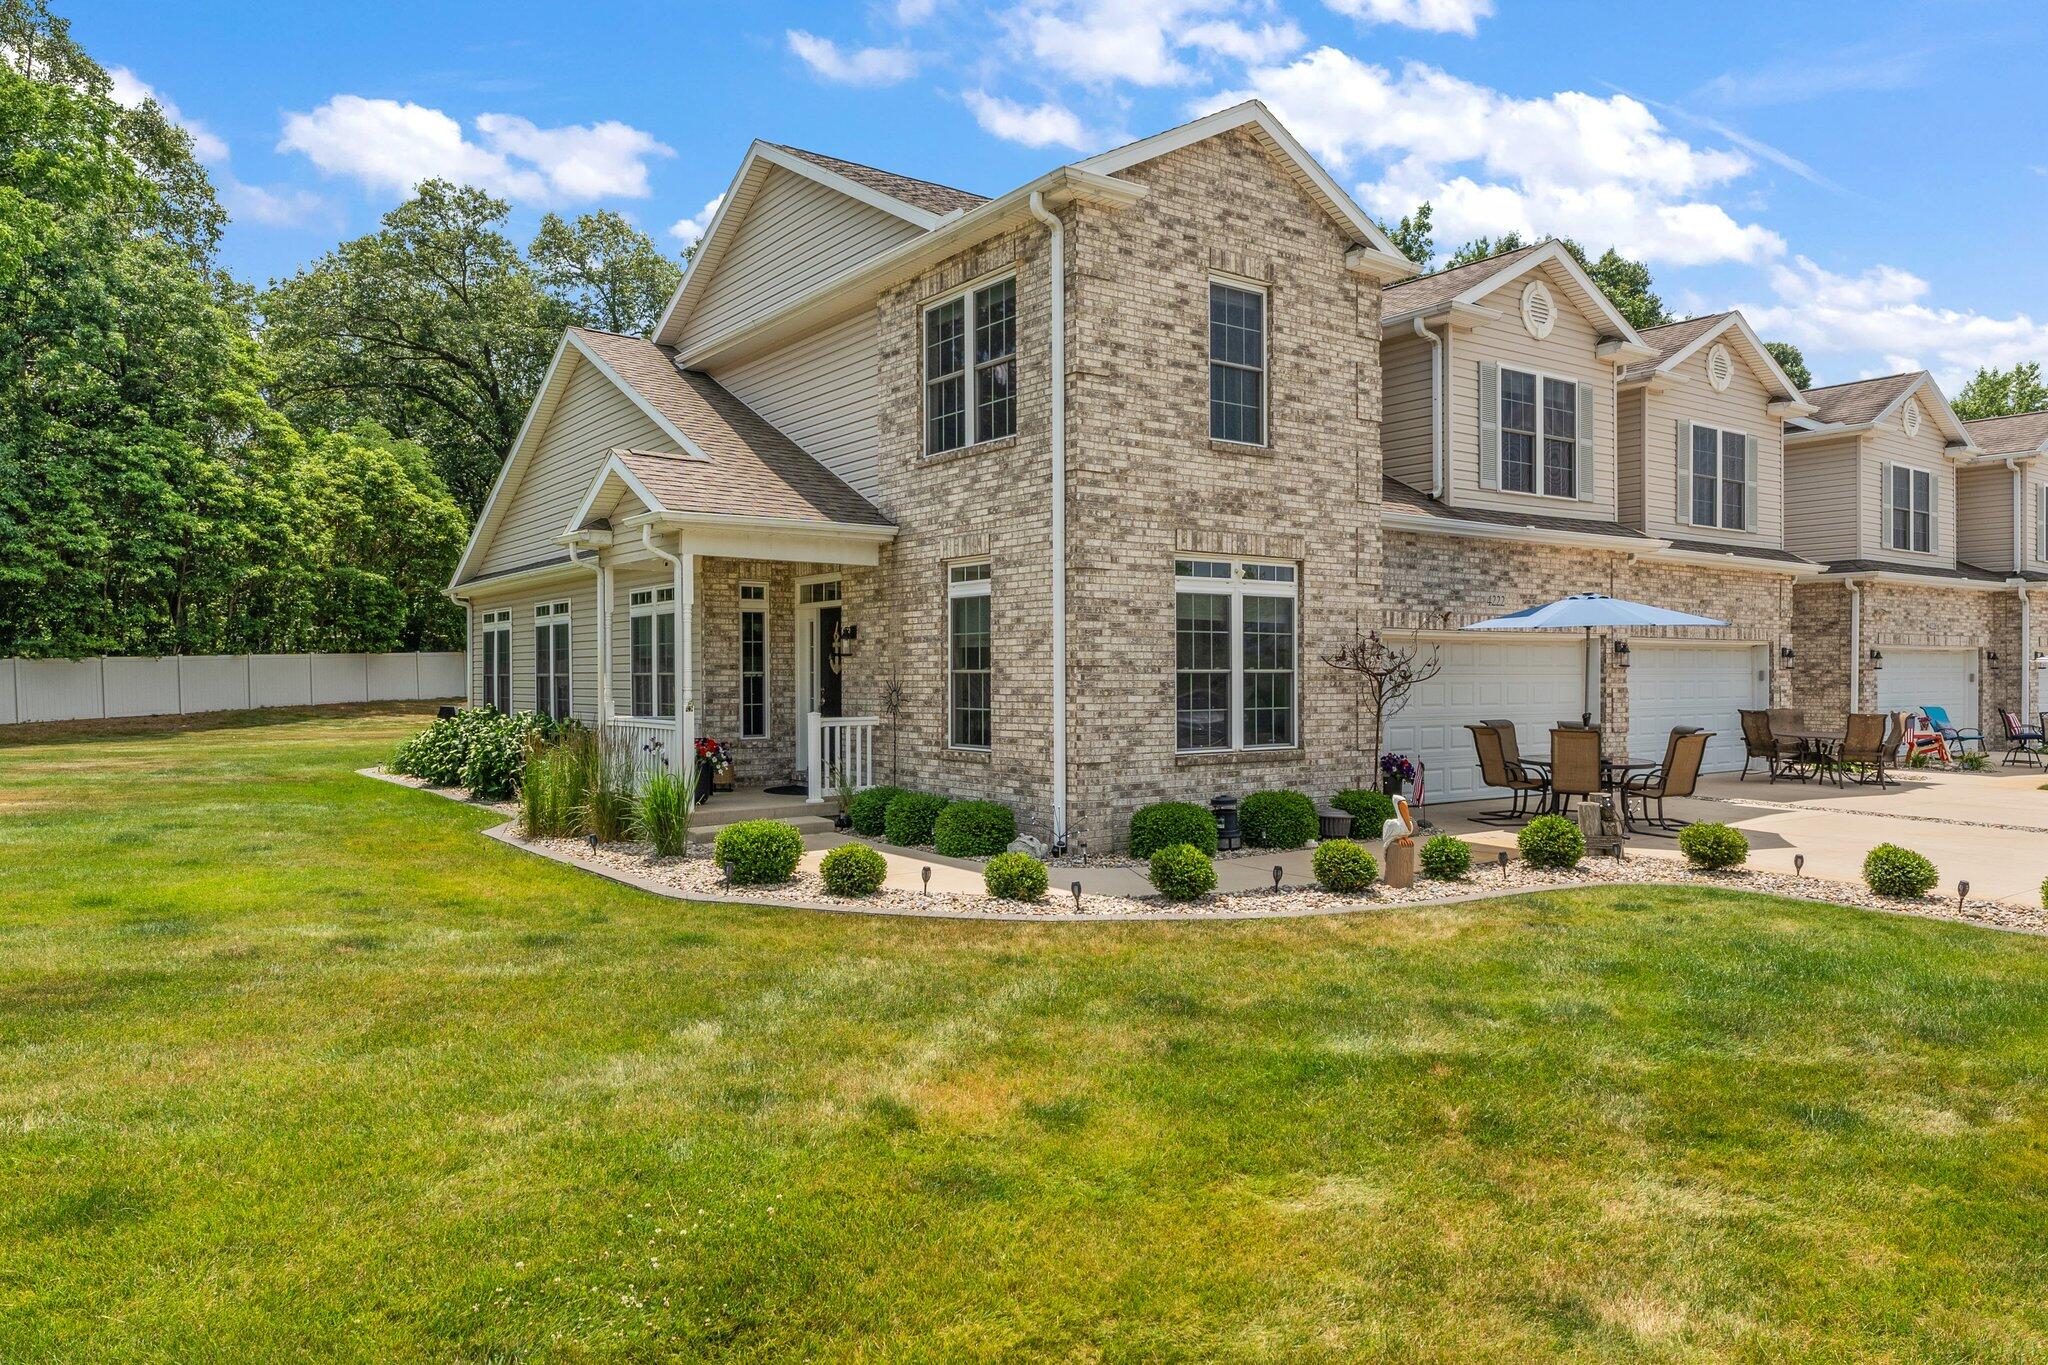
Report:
3,713,2048,1361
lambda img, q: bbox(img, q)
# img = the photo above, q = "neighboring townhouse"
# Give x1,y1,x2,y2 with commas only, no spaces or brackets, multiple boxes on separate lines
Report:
1782,372,2020,729
1376,247,1811,796
1957,412,2048,725
446,102,1417,849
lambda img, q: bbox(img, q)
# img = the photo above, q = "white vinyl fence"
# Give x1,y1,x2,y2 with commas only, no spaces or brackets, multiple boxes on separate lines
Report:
0,652,464,726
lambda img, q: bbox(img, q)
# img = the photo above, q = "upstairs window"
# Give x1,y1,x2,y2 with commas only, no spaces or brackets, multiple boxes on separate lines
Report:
1688,425,1749,531
926,277,1015,454
1499,367,1577,498
1889,465,1934,554
1209,281,1266,445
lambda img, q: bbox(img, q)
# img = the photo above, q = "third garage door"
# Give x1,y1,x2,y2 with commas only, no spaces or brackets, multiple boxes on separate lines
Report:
1875,648,1979,730
1384,637,1587,803
1627,643,1766,774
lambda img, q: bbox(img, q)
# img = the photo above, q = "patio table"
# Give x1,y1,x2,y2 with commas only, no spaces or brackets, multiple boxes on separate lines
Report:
1528,753,1656,831
1783,727,1852,785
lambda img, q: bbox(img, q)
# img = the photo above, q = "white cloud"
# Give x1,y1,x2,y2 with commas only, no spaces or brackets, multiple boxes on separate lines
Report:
1181,19,1306,64
964,91,1093,150
1324,0,1493,36
785,30,919,85
668,193,725,248
221,178,328,227
108,64,229,162
895,0,941,20
279,96,671,203
1014,0,1297,88
1211,48,1784,267
1698,42,1928,110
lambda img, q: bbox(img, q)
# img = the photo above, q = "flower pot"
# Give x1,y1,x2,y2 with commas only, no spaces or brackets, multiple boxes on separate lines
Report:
1379,775,1405,797
694,759,716,804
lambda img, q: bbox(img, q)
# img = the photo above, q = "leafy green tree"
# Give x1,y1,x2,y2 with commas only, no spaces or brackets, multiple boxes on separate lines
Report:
1374,202,1434,271
260,181,571,515
1951,362,2048,420
1764,341,1813,390
529,209,683,337
1444,232,1670,331
298,423,467,650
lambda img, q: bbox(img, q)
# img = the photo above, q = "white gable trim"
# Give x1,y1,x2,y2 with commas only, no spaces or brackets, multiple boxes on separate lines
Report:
1638,312,1812,407
1872,373,1975,449
562,331,705,460
564,452,673,539
1452,242,1655,357
1078,101,1415,279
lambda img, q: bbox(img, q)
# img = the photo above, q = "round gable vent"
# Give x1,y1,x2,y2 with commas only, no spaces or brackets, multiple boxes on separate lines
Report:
1707,343,1734,392
1902,400,1922,437
1521,279,1556,340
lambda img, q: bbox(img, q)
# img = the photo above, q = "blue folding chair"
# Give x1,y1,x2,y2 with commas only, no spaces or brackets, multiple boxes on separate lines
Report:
1920,705,1985,753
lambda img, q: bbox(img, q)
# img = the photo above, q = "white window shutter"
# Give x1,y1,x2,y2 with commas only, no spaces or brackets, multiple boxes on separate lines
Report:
1674,419,1693,524
2038,485,2047,564
1741,434,1757,531
1575,380,1596,501
1928,472,1940,555
1880,461,1894,551
1479,361,1500,489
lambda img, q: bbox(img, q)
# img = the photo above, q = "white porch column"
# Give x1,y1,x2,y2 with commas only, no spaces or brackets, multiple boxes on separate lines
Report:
675,538,695,770
596,557,613,723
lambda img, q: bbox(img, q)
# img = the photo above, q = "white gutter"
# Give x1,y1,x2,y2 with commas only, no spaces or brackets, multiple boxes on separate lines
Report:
1847,578,1863,713
1382,511,1669,555
642,527,693,773
1413,316,1444,498
1028,190,1069,850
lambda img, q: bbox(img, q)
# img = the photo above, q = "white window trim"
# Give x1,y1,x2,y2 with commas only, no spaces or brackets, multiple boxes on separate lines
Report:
946,561,992,751
922,273,1017,456
1173,557,1300,755
626,586,676,720
1686,422,1751,532
534,599,572,722
1208,276,1269,448
480,609,512,714
1888,464,1936,555
1496,365,1580,501
2037,484,2048,566
738,582,769,740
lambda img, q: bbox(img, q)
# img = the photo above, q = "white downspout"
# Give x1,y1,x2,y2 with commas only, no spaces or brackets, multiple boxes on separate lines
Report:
2011,459,2028,724
642,526,694,775
1847,577,1863,716
1028,190,1069,848
463,601,473,708
1414,316,1444,498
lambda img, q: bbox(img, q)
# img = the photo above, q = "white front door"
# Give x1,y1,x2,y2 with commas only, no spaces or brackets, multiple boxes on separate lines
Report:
1875,648,1979,730
1385,637,1588,803
1627,643,1766,773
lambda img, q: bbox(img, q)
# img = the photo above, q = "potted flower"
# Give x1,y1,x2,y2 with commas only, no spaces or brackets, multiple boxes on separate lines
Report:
695,736,734,802
1379,751,1416,797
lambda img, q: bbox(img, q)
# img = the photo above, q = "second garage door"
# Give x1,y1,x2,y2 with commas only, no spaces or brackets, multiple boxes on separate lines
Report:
1384,637,1588,803
1627,643,1766,774
1875,648,1979,730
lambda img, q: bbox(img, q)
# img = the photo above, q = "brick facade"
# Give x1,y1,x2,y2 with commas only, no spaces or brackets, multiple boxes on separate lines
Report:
1793,578,2045,730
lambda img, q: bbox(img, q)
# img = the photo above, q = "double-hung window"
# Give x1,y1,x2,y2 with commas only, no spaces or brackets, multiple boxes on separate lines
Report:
534,600,571,721
739,583,767,739
925,277,1015,454
1174,559,1297,753
627,587,676,719
1209,281,1266,445
2038,485,2048,566
947,562,991,749
1890,465,1934,553
480,610,512,714
1499,367,1577,497
1688,425,1749,530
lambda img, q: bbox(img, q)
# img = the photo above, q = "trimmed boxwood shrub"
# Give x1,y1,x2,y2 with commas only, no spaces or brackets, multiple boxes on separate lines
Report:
1517,814,1586,870
848,785,904,837
932,800,1018,857
1419,834,1472,880
1240,789,1318,850
1678,822,1748,870
1149,844,1217,901
1332,789,1397,840
883,791,949,847
1312,838,1378,893
985,851,1049,902
820,843,888,896
713,819,805,886
1127,801,1218,858
1864,843,1938,899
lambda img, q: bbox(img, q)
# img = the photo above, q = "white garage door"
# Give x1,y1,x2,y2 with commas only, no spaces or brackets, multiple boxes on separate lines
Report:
1384,638,1587,803
1876,649,1978,730
1627,643,1765,774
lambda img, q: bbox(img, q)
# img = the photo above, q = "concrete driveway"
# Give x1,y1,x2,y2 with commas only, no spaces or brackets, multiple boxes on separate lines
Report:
1425,764,2048,908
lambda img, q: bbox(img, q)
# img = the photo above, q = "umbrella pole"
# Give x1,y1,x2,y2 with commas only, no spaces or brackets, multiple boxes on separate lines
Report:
1583,626,1595,728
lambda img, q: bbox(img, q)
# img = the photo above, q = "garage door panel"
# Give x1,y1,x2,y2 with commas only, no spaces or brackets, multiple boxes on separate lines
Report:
1627,644,1763,774
1875,650,1978,730
1386,639,1585,803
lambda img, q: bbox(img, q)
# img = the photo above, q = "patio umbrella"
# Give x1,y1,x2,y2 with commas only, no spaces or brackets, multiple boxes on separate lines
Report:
1462,593,1730,727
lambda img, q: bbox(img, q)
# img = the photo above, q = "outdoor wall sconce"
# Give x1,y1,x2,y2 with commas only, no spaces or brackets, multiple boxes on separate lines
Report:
1779,646,1796,661
1987,651,2000,663
840,624,858,642
1612,640,1631,666
1869,649,1884,668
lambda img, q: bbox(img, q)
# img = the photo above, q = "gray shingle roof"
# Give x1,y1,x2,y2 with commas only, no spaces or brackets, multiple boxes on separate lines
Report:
1662,537,1815,566
1818,557,2038,583
570,327,893,529
769,144,986,216
1382,476,1654,541
1801,372,1922,426
1619,313,1733,383
1963,410,2048,453
1381,243,1551,317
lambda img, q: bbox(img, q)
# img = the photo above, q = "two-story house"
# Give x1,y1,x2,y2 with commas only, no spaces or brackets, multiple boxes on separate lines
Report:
445,102,1418,849
1374,246,1813,796
1958,413,2048,725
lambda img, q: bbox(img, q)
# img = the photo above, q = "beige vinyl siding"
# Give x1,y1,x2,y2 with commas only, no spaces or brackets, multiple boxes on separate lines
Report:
1783,436,1861,564
1379,326,1436,491
1956,464,2015,571
1445,263,1618,519
712,310,884,503
1861,397,1957,566
607,557,705,723
1616,386,1646,527
466,577,599,723
679,167,922,353
1636,341,1786,547
477,359,670,577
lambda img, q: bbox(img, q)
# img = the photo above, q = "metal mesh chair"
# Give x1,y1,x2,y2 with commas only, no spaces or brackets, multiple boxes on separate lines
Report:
1739,709,1802,782
1465,723,1547,823
1547,726,1603,815
1623,729,1710,832
1839,712,1891,788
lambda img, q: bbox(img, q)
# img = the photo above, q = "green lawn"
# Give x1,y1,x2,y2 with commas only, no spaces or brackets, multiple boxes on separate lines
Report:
3,711,2047,1360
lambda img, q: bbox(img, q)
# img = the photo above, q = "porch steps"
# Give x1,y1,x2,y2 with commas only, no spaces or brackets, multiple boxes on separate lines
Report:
688,787,837,841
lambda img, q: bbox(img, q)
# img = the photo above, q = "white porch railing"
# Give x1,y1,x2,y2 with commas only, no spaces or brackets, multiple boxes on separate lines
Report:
606,718,684,793
807,712,879,802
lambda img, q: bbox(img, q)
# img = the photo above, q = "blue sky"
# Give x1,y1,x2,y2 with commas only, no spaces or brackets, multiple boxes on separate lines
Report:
74,0,2048,390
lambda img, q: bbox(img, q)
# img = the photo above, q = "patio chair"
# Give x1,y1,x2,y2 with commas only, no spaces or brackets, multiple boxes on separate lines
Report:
1920,704,1985,753
1882,711,1911,765
1465,724,1548,824
1999,710,2045,767
1738,709,1802,782
1546,726,1604,816
1767,707,1806,734
1902,715,1951,765
1838,712,1892,789
1622,729,1710,833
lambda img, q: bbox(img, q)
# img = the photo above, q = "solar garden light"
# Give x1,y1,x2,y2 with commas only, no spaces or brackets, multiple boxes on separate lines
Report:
1078,839,1088,863
1497,850,1510,878
1273,865,1284,893
921,865,932,896
1958,880,1970,910
1794,853,1805,877
585,833,598,852
1071,880,1083,910
720,860,734,884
